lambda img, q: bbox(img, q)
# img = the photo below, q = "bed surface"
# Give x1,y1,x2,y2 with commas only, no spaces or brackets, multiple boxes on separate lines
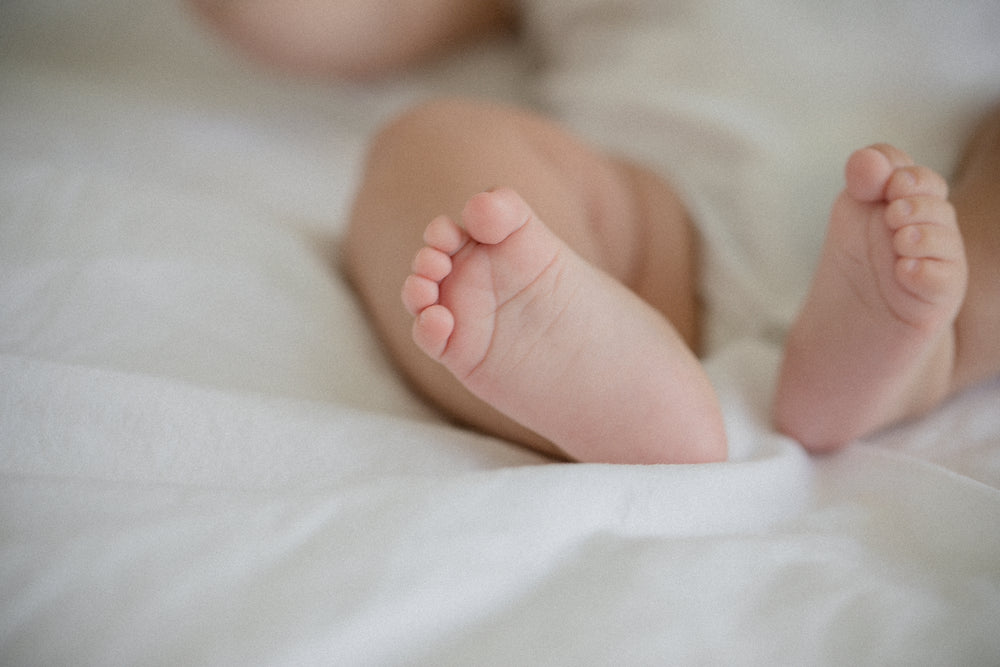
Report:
2,1,999,664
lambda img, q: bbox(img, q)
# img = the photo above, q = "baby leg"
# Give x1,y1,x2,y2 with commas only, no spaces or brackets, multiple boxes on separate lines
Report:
950,104,1000,392
345,99,726,463
774,144,967,452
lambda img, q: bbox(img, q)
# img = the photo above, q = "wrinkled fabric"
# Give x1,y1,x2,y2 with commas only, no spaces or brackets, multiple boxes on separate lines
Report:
2,1,999,665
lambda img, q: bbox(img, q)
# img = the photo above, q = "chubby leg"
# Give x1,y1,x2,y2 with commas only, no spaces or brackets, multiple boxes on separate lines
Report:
345,99,726,463
950,104,1000,392
774,144,969,452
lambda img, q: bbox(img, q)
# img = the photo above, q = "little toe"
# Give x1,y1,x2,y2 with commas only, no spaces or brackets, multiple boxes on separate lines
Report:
462,188,533,245
412,246,452,282
412,304,455,359
424,215,468,255
402,274,439,316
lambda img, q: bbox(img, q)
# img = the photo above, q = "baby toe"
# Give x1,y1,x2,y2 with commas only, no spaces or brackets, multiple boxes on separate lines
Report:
424,215,468,255
412,304,455,359
868,143,915,169
885,195,957,232
412,246,452,281
844,146,895,202
892,223,963,262
885,165,949,202
895,256,963,309
462,188,534,245
402,274,439,315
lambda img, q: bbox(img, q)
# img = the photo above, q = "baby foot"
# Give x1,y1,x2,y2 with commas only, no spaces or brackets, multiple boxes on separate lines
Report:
774,144,968,452
402,188,727,464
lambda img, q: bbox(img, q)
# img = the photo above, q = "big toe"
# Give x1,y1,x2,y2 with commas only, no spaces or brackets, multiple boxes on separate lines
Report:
461,188,533,245
844,144,912,202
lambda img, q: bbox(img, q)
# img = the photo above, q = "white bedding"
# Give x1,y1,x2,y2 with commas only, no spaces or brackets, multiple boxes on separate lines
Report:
2,1,999,665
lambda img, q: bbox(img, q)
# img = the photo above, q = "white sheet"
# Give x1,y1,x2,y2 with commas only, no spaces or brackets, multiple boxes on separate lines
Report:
2,1,999,665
